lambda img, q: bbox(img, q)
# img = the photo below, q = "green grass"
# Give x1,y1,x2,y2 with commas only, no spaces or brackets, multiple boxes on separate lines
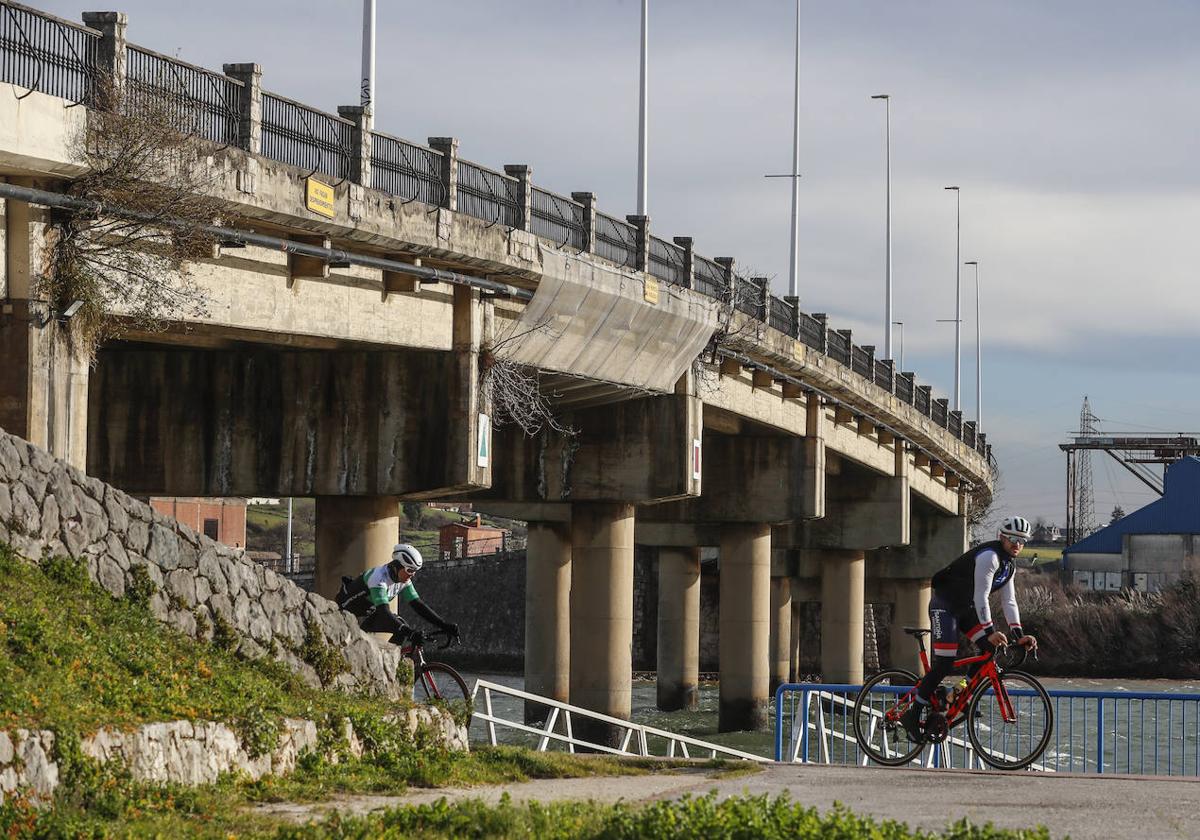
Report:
1018,546,1063,565
0,542,406,734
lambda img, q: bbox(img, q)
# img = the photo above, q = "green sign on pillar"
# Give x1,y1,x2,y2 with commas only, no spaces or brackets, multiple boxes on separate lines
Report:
477,413,491,468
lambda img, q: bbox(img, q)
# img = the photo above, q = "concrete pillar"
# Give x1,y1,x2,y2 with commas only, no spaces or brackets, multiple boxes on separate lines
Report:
889,578,931,674
718,522,771,732
504,165,533,232
222,63,263,155
570,191,597,255
569,502,635,747
789,580,803,681
313,496,399,601
337,105,373,187
625,214,650,272
427,137,459,211
81,12,127,107
819,549,866,684
672,236,694,290
656,547,700,711
770,576,792,692
524,521,571,722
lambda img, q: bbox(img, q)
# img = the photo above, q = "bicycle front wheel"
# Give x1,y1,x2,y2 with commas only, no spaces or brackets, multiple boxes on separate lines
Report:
966,669,1053,770
853,668,924,767
414,661,471,706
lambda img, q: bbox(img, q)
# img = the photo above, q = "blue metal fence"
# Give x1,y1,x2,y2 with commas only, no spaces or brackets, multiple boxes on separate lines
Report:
775,682,1200,776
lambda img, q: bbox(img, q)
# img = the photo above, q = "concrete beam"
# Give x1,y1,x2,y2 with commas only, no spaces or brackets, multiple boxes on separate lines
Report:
873,512,969,579
798,458,909,550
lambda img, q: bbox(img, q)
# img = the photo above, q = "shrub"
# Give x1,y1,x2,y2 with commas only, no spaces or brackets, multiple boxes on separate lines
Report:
125,563,158,608
297,620,349,688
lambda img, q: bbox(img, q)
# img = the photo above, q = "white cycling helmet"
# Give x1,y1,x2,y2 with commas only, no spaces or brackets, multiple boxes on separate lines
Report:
998,515,1033,542
389,543,423,573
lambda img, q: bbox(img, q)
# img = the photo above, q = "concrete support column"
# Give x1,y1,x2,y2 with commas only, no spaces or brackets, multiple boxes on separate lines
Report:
770,576,792,692
889,578,931,674
718,522,771,732
656,547,700,712
313,496,399,601
569,502,635,747
819,549,866,684
524,521,571,722
222,63,263,155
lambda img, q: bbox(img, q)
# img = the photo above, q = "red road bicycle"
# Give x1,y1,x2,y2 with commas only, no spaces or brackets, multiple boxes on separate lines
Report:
401,628,471,707
852,627,1053,770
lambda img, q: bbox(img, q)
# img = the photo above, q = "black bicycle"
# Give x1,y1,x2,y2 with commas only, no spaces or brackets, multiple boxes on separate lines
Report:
401,628,471,706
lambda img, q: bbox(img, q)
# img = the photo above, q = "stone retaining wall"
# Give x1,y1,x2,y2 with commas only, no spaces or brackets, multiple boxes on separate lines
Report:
0,707,467,803
0,427,403,697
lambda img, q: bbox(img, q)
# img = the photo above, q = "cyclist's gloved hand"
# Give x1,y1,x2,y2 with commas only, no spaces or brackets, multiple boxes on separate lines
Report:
408,628,425,647
441,621,460,641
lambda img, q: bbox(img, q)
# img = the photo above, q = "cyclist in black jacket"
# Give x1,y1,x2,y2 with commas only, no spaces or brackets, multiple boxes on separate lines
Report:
900,515,1039,741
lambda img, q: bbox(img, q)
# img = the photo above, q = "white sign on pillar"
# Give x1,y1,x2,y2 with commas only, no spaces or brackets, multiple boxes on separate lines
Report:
477,413,491,468
692,438,702,481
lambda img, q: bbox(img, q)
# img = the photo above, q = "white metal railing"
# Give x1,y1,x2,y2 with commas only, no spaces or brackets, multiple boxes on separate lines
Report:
471,679,768,763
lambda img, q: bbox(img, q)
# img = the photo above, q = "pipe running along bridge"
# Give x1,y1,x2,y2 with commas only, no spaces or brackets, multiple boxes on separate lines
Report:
0,3,993,746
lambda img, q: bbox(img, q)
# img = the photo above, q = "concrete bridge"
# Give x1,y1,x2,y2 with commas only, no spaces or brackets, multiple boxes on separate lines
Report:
0,4,992,743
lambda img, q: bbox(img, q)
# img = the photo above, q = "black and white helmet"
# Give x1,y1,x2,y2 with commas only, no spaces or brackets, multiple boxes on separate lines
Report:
389,543,423,573
998,515,1032,542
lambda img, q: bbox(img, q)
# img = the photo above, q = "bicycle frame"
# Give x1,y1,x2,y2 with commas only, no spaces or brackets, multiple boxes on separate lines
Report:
913,637,1017,726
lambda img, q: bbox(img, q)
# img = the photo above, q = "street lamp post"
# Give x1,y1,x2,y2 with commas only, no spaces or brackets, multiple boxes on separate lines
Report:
965,261,981,427
764,0,803,299
891,320,904,371
944,185,961,411
360,0,375,122
637,0,649,216
872,94,891,359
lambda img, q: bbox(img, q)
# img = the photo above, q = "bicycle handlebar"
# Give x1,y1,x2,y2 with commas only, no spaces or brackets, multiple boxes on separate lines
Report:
416,627,460,650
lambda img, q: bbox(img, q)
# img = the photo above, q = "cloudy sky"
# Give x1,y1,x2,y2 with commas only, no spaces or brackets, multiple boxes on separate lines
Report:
41,0,1200,531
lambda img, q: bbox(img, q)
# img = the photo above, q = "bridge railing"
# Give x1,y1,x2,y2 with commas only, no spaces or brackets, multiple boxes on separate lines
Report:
0,2,98,104
775,682,1200,777
0,0,994,468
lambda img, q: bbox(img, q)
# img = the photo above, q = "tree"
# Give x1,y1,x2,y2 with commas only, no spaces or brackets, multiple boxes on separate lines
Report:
1110,505,1125,524
38,75,224,360
402,502,424,528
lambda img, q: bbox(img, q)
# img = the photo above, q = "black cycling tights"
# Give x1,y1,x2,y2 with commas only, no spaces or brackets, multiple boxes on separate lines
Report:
915,637,995,702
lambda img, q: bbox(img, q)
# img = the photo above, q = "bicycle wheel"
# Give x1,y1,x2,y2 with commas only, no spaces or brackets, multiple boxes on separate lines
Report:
853,668,924,766
966,669,1053,770
414,661,471,706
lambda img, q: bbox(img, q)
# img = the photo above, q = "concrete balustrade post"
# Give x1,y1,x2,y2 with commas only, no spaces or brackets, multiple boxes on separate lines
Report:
672,236,694,290
752,276,770,322
625,214,650,272
524,521,571,722
81,12,127,108
656,547,701,711
569,502,635,748
427,137,459,211
718,522,772,732
337,105,373,188
570,192,597,254
313,496,399,605
503,165,533,232
812,312,829,354
819,549,866,684
784,296,801,338
769,575,792,692
714,257,736,305
222,63,263,155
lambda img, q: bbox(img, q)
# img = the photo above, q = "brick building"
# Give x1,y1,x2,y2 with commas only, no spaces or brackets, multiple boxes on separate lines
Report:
150,497,247,548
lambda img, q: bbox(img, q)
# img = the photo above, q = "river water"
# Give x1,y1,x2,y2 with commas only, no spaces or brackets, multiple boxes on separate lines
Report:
461,672,1200,765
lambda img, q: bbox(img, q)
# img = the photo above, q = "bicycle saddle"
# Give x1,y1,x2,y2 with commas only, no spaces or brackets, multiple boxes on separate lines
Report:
903,627,932,637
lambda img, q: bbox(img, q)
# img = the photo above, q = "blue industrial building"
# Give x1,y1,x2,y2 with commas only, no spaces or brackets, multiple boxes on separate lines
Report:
1064,456,1200,591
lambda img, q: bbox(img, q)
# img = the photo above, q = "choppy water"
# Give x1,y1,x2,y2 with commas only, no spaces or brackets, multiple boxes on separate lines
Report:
460,672,1200,765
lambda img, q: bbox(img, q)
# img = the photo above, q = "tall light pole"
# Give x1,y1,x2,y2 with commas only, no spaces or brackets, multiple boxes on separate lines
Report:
965,260,981,427
764,0,802,298
872,94,891,359
944,185,961,411
360,0,375,122
891,320,904,371
637,0,649,216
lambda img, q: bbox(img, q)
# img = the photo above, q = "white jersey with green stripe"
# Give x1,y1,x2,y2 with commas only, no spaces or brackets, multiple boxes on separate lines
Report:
363,565,419,607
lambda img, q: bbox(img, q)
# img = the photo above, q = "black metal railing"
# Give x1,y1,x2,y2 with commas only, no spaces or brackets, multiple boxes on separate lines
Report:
827,330,851,366
595,212,636,269
371,131,444,207
0,2,98,103
915,387,931,415
530,187,587,250
456,159,522,228
125,44,241,147
734,275,764,318
693,256,727,300
932,400,948,426
647,235,686,285
874,358,893,391
895,372,914,404
768,295,795,336
797,312,824,350
851,345,872,379
261,91,353,181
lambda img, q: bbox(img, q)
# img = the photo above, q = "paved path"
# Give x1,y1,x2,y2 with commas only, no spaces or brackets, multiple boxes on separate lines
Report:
255,763,1199,839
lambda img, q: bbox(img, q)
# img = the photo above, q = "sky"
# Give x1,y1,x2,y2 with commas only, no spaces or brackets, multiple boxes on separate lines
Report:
38,0,1200,532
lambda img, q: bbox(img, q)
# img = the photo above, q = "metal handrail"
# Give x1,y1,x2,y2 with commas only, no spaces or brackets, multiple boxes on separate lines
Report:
472,679,767,762
647,235,686,286
370,130,444,208
125,43,241,147
692,255,727,301
530,187,586,251
594,212,636,269
261,90,354,182
0,1,98,104
457,159,522,229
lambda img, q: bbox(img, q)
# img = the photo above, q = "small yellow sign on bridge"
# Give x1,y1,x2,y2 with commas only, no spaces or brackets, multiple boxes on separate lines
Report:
305,177,336,219
643,277,660,305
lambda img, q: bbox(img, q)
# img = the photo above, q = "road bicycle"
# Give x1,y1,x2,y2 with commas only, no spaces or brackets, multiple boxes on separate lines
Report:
401,628,472,707
852,627,1053,770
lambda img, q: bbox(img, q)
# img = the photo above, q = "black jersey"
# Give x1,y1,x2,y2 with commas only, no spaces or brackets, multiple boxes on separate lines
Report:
930,540,1022,637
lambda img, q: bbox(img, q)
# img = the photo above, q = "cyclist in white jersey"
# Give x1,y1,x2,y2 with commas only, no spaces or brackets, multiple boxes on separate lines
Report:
336,543,459,645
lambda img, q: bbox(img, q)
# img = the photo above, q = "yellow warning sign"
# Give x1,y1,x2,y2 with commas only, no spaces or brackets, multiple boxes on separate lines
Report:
643,277,660,305
305,177,336,219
